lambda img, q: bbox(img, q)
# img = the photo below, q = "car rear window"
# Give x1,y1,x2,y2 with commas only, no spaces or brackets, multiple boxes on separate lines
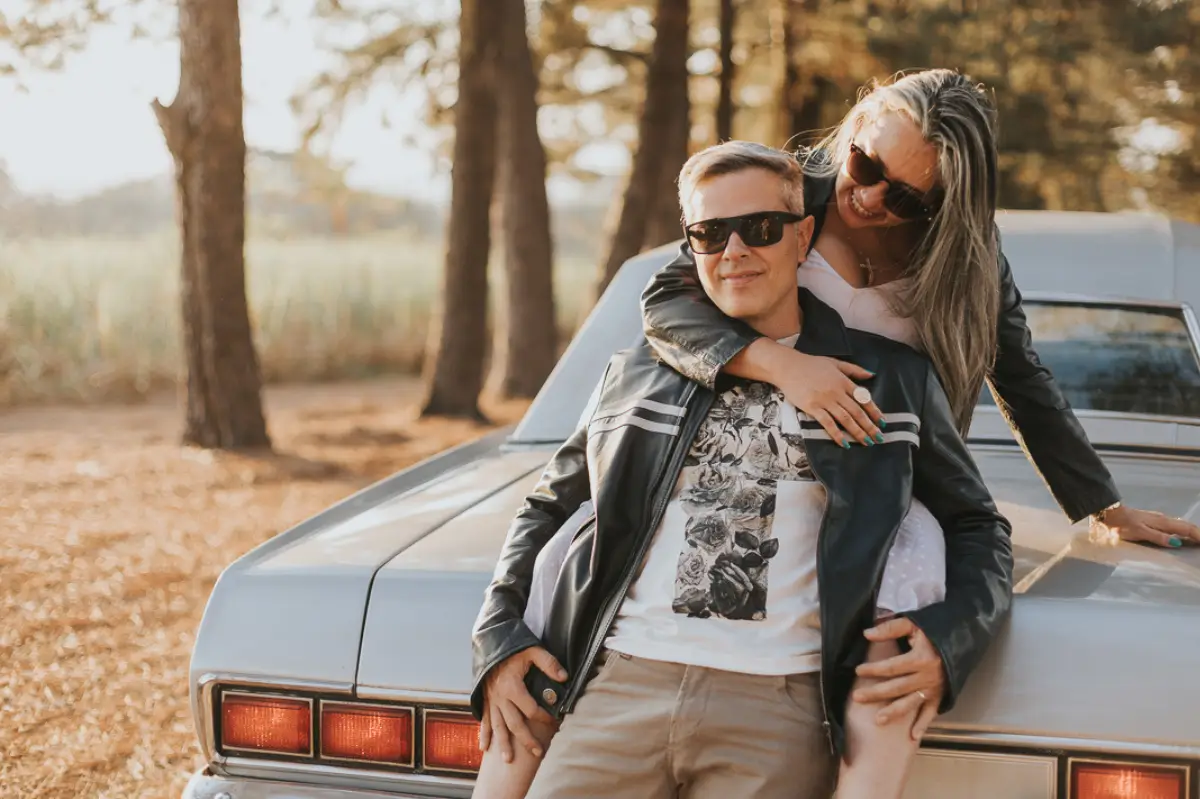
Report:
980,301,1200,418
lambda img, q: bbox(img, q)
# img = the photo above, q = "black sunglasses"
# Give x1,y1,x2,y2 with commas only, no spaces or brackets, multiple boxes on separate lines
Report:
846,143,942,220
683,211,805,255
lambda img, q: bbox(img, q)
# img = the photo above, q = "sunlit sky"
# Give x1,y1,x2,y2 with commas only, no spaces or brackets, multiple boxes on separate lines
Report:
0,4,457,201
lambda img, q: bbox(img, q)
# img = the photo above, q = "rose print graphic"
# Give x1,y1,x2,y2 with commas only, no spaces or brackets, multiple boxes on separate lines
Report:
671,382,809,621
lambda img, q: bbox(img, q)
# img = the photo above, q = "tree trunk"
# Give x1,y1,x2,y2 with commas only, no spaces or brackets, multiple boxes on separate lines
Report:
487,0,558,400
773,0,801,148
152,0,270,450
644,0,692,249
420,0,502,419
788,0,835,143
595,0,691,297
792,74,837,142
716,0,736,142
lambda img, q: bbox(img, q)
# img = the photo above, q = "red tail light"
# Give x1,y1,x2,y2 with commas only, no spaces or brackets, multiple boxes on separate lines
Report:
1071,759,1188,799
320,702,414,766
221,692,312,756
424,710,483,772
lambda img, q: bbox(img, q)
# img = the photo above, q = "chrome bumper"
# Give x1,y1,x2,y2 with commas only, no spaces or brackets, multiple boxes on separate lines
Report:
182,769,467,799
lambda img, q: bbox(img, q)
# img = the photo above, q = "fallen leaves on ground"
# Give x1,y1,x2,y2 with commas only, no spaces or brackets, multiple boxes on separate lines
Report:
0,378,527,799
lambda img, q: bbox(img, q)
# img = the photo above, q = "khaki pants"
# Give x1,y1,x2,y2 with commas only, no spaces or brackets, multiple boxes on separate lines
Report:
525,652,836,799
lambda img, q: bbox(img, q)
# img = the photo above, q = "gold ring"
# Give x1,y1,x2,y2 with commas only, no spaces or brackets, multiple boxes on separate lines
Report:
853,386,872,405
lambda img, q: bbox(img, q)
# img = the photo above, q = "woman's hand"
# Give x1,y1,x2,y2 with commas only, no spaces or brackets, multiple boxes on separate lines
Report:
1096,504,1200,548
727,339,885,447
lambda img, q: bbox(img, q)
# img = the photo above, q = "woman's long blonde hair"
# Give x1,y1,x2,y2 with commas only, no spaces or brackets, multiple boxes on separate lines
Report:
809,69,1001,433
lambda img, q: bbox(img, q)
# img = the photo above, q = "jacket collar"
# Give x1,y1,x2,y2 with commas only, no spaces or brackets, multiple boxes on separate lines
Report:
796,284,873,371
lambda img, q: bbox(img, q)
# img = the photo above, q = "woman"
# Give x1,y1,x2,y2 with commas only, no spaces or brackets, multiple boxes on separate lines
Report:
641,70,1198,550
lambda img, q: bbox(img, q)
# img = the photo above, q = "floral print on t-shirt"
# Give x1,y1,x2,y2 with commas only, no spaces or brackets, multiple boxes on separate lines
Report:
671,380,814,621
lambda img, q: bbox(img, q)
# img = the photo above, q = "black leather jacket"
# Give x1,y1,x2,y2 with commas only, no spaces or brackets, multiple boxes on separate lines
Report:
642,165,1120,524
472,289,1014,756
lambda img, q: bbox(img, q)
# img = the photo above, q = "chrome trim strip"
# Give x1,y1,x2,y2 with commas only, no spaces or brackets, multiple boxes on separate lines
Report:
967,442,1200,464
973,404,1200,429
1182,303,1200,369
219,756,475,797
221,691,315,758
318,700,416,769
422,709,483,775
1071,408,1200,428
925,730,1200,760
353,687,472,707
196,673,354,765
1018,292,1187,311
1067,756,1191,795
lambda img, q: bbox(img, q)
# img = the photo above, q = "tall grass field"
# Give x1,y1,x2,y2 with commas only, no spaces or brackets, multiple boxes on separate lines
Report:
0,232,595,406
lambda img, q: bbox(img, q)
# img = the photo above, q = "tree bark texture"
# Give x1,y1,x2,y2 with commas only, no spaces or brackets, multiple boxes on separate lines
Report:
420,0,502,419
596,0,691,297
488,0,558,400
791,73,838,143
716,0,736,142
152,0,270,450
773,0,801,148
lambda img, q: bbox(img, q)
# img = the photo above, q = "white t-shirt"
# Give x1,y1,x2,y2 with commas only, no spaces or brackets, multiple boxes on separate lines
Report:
606,337,826,675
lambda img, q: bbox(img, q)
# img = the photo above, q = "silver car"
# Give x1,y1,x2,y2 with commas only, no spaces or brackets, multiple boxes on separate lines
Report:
182,212,1200,799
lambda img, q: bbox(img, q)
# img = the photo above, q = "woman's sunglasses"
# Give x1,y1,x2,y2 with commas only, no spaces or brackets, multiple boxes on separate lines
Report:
846,142,941,220
683,211,805,255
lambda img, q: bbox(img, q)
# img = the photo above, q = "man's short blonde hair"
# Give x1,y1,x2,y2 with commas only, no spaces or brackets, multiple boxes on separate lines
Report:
677,141,805,220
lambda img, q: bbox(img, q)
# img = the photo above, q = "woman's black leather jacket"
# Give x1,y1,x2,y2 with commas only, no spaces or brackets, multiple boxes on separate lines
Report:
641,163,1120,524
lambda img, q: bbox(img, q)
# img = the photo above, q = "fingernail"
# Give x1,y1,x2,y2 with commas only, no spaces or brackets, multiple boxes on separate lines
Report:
1169,536,1183,548
875,433,885,444
842,440,851,449
879,419,887,428
864,438,874,447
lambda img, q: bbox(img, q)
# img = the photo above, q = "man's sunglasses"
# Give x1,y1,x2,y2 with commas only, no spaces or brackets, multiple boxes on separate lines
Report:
683,211,805,255
846,142,942,220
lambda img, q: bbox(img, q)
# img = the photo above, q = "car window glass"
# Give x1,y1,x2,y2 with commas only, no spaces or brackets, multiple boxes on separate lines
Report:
980,302,1200,418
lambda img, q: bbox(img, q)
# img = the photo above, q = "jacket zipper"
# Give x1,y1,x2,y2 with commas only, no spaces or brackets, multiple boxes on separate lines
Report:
801,429,836,755
561,384,707,715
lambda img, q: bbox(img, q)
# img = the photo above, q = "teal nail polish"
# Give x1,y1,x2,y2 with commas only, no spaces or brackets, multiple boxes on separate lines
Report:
879,419,887,429
842,440,851,449
1169,536,1183,548
875,433,885,444
865,438,874,447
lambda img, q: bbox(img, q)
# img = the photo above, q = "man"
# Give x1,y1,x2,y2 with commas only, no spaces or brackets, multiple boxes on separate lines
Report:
471,141,1013,798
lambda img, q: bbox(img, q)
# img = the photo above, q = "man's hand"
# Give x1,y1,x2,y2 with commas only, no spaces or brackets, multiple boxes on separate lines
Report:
853,617,946,741
1098,504,1200,549
479,647,567,763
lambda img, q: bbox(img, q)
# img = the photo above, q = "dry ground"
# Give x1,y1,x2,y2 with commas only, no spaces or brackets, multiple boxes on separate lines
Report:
0,378,527,799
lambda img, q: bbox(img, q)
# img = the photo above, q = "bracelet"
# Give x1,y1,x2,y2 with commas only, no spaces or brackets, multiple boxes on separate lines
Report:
1091,501,1123,525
